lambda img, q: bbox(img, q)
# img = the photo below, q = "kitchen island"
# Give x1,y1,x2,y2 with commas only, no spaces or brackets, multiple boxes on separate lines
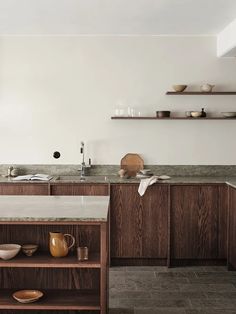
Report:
0,195,109,314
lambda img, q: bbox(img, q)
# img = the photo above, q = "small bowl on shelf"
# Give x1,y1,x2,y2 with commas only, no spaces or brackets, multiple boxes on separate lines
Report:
156,111,171,118
12,290,43,303
21,244,38,257
191,111,202,118
0,244,21,260
222,112,236,118
172,85,187,92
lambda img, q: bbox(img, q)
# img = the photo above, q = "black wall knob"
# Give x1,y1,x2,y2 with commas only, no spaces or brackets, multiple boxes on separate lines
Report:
53,151,61,159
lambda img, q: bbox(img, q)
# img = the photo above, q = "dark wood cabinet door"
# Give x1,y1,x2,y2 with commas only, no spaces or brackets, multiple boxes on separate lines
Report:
218,185,228,259
0,183,49,195
228,186,236,269
50,183,109,196
170,185,226,259
110,184,168,258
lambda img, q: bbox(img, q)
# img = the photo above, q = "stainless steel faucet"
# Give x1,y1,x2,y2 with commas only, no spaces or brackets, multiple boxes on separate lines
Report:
80,141,86,180
79,141,91,180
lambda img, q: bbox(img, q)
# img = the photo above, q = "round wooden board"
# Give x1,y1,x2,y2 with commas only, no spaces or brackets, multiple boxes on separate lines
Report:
120,153,144,177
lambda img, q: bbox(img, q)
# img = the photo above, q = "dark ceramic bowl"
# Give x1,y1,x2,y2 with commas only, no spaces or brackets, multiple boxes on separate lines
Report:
156,111,171,118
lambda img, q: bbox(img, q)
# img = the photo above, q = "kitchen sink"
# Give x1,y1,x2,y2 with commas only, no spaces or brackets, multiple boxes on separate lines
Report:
54,175,109,182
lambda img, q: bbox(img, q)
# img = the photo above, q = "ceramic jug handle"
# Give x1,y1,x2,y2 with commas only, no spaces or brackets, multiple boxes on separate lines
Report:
64,234,75,250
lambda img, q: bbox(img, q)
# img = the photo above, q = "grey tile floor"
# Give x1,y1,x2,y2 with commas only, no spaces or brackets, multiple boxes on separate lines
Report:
109,266,236,314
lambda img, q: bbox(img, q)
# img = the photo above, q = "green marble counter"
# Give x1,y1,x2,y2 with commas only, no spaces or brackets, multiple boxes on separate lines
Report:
1,174,236,187
0,195,109,222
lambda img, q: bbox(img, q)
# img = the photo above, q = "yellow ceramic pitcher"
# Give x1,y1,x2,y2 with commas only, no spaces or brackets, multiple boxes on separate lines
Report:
49,232,75,257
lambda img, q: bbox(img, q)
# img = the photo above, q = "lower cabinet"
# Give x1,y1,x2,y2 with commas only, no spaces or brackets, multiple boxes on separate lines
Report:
228,186,236,270
0,183,49,195
170,184,227,261
50,183,109,196
110,184,168,261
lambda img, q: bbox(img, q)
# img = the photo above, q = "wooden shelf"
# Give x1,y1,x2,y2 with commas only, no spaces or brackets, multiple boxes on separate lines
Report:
111,116,236,120
166,91,236,95
0,252,100,268
0,289,100,310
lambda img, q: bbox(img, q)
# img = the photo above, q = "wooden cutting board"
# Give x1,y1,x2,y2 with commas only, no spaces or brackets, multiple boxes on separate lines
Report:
120,153,144,177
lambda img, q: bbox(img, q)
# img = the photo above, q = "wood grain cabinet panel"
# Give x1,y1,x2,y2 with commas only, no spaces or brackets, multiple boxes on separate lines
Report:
170,185,227,260
50,183,109,196
228,186,236,270
0,184,49,195
110,184,168,259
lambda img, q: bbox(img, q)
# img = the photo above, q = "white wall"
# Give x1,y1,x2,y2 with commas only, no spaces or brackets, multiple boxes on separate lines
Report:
0,36,236,165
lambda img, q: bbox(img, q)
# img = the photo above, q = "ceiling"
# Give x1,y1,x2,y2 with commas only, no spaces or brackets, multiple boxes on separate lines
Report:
0,0,236,35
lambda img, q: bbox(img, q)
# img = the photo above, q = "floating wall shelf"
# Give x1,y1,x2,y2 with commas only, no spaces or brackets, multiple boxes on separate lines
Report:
166,91,236,95
111,117,236,120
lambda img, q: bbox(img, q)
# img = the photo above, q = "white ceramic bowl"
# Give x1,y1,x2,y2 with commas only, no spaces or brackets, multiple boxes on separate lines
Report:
222,112,236,118
172,85,187,92
140,169,151,175
0,244,21,260
191,111,202,118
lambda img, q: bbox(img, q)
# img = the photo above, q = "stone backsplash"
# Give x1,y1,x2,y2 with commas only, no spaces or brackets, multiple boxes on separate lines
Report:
1,164,236,177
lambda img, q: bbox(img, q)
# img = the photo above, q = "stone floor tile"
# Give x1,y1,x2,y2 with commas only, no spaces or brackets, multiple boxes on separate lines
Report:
126,266,167,272
110,267,127,272
151,291,206,299
190,298,236,309
118,298,190,308
135,308,186,314
195,271,236,278
151,282,181,291
185,310,203,314
179,283,236,292
110,290,151,299
109,266,236,313
109,309,134,314
156,272,197,278
199,310,236,314
202,266,228,272
188,276,236,284
167,266,210,272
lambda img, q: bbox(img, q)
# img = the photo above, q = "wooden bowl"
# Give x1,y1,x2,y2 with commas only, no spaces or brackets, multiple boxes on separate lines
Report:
156,111,171,118
172,85,187,92
12,290,43,303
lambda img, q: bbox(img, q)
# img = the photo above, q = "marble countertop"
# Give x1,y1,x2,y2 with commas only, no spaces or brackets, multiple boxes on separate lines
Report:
1,175,236,188
0,195,109,222
226,181,236,189
53,175,236,186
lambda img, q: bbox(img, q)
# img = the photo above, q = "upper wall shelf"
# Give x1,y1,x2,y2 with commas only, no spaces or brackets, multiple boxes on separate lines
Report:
166,91,236,95
111,117,236,120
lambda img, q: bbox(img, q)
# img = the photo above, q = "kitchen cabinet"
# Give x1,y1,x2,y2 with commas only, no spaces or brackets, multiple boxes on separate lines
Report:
228,186,236,270
110,184,168,262
50,183,109,196
0,183,49,195
170,185,227,261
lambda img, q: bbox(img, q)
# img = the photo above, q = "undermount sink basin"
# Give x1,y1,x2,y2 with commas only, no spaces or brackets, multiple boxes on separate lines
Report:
54,176,108,182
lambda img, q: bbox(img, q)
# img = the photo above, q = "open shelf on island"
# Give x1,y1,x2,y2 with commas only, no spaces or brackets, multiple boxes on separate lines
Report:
166,91,236,95
0,289,100,311
0,252,100,268
111,116,236,120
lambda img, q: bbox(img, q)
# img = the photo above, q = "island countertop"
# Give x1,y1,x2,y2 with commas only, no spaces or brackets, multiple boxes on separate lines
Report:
0,195,109,222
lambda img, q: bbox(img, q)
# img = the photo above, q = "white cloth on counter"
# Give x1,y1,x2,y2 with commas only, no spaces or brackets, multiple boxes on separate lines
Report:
138,176,159,196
